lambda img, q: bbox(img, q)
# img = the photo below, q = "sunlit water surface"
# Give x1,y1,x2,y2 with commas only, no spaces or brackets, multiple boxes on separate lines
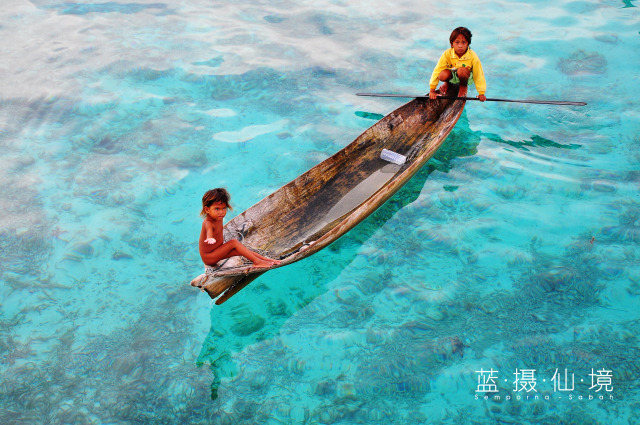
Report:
1,0,639,423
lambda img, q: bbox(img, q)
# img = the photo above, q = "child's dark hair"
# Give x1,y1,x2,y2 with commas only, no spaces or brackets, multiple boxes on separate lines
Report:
449,27,472,45
201,188,232,217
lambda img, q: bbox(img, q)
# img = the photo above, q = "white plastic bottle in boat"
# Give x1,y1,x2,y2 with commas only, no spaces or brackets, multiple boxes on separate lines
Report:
380,149,407,166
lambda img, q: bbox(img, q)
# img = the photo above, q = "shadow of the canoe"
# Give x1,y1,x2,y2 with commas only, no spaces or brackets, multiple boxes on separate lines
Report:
197,110,486,400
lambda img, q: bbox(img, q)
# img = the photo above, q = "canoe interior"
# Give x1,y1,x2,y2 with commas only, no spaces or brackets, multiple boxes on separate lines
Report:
192,84,466,304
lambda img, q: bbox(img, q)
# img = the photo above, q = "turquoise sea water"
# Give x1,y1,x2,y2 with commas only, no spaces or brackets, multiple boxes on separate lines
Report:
1,0,639,423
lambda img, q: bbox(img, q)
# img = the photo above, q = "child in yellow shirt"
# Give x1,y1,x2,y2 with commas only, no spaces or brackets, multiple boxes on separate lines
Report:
428,27,486,101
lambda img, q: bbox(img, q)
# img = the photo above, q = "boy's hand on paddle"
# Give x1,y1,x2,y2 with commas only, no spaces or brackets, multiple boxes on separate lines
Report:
429,90,438,100
477,94,486,102
205,238,216,244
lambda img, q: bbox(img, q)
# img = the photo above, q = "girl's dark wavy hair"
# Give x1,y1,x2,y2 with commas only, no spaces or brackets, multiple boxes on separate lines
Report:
200,188,232,217
449,27,472,45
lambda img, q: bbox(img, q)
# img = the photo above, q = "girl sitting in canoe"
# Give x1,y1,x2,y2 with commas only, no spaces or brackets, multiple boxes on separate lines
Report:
199,188,281,271
428,27,487,102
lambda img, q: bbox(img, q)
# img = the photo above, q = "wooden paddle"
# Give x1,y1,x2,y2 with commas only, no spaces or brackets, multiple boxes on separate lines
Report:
356,93,587,106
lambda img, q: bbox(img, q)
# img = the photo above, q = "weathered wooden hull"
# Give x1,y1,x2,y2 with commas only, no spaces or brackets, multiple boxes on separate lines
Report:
191,85,466,304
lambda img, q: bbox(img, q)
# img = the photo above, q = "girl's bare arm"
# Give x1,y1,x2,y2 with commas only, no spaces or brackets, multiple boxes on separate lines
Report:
204,221,216,244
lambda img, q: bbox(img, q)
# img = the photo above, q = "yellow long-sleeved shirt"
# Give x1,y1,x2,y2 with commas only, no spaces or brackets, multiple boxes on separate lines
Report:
429,47,486,95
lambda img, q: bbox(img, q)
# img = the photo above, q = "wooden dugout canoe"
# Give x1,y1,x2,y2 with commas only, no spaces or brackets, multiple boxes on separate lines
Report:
191,84,466,304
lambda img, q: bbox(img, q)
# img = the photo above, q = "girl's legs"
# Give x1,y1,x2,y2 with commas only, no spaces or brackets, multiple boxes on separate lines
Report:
456,67,470,96
437,67,471,96
254,251,279,262
437,69,453,94
203,239,280,268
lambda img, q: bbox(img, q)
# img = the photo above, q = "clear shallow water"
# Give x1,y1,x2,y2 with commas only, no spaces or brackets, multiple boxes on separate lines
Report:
1,0,639,423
